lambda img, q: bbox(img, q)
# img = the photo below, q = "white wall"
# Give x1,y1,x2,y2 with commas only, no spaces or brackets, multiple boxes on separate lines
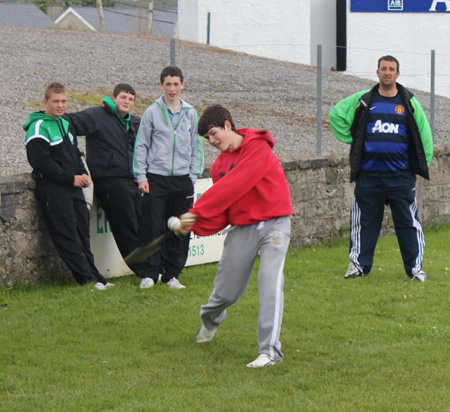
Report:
346,2,450,99
178,0,450,98
178,0,336,68
310,0,337,69
177,0,199,42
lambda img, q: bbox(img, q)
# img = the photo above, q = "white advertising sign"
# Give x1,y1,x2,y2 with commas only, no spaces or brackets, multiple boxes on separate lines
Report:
89,178,225,278
89,198,133,278
186,178,226,266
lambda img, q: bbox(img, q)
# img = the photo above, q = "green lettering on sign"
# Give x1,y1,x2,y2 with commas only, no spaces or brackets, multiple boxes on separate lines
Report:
96,204,111,233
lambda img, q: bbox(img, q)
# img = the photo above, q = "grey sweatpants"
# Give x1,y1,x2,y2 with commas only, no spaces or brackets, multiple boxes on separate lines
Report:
200,216,291,361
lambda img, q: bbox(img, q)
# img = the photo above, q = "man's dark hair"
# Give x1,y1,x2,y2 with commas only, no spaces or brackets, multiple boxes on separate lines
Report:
198,105,236,137
160,66,184,84
113,83,136,98
378,55,400,72
44,82,67,100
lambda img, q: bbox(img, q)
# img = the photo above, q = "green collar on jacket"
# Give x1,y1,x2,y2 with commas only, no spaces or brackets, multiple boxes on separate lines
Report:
102,96,131,130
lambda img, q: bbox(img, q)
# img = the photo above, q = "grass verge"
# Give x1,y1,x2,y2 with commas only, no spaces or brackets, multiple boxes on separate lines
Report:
1,225,449,411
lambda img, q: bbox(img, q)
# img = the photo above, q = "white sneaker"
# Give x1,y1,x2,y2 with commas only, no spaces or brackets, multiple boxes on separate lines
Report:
140,277,155,289
412,270,427,282
196,324,216,343
95,282,107,290
166,277,186,289
344,262,364,279
246,354,281,368
105,282,115,288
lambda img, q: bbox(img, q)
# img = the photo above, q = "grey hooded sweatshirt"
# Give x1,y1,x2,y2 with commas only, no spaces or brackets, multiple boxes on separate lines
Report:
133,96,204,183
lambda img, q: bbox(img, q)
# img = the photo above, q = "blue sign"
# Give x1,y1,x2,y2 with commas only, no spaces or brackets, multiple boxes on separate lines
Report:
351,0,450,12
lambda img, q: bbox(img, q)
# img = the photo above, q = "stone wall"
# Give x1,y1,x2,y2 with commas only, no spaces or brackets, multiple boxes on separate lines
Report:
1,147,449,286
286,147,450,248
0,175,68,286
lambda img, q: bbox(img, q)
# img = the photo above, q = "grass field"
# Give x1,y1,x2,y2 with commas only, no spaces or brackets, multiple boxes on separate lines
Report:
1,225,449,412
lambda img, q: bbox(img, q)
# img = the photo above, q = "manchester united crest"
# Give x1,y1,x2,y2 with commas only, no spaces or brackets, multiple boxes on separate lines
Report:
395,105,405,115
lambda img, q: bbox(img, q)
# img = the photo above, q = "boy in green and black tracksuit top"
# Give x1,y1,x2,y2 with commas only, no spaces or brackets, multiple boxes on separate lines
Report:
23,82,108,287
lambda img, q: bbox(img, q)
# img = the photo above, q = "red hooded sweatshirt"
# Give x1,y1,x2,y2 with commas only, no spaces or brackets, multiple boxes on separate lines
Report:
190,128,293,236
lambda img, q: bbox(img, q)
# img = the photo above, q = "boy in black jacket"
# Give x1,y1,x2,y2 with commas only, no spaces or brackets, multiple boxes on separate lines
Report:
65,84,153,288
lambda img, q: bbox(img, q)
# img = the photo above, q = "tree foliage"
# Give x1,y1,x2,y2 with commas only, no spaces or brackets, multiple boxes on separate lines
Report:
32,0,177,13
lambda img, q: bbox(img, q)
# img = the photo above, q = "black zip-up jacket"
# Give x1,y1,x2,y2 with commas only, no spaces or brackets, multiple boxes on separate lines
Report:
24,111,88,185
349,83,430,182
64,103,141,181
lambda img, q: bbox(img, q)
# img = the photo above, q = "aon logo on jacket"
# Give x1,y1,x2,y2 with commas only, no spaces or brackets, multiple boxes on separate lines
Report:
372,120,399,134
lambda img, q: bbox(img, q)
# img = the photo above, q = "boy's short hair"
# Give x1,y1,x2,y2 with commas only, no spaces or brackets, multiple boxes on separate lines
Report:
378,55,400,72
44,82,67,100
198,105,236,137
113,83,136,98
160,66,184,84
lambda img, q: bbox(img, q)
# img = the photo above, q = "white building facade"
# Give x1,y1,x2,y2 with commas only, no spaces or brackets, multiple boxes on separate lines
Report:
178,0,450,98
347,0,450,98
178,0,336,69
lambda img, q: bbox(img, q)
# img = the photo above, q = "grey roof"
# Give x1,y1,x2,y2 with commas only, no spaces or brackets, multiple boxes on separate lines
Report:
68,7,176,36
152,8,177,37
0,3,58,28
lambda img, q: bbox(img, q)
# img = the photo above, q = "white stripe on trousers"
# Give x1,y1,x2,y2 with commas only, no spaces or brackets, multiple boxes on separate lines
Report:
410,198,425,275
267,254,285,361
349,196,363,272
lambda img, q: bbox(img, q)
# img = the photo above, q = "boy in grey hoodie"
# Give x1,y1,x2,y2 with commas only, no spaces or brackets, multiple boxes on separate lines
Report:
133,66,204,289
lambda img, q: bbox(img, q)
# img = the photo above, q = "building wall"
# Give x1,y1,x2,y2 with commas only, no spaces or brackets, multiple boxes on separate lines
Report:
178,0,450,97
310,0,337,70
57,14,92,31
2,147,450,286
178,0,320,67
177,0,200,42
346,1,450,99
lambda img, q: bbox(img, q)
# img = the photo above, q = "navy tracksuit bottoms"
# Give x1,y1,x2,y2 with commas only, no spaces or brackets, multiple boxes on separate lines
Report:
349,173,425,277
